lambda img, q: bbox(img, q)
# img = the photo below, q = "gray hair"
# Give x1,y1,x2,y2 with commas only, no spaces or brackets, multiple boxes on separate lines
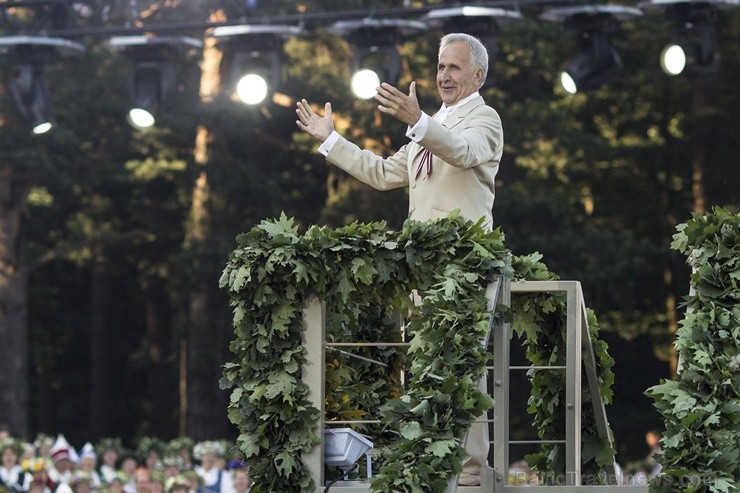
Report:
439,33,489,82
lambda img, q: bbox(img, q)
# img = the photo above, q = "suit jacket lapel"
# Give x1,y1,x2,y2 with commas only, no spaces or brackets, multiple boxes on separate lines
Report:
443,96,485,130
411,96,485,180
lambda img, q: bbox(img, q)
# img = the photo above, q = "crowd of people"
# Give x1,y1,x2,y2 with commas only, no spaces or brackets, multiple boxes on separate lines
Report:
0,433,250,493
0,428,664,490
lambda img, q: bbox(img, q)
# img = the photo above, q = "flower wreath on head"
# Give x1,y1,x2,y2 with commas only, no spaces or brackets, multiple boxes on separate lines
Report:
135,437,167,463
95,438,123,456
167,437,194,455
33,434,54,451
165,475,191,493
193,441,225,461
159,455,185,470
70,472,94,487
0,437,24,457
21,458,47,473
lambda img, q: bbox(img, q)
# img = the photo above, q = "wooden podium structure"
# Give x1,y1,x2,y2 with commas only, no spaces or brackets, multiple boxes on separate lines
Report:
300,278,650,493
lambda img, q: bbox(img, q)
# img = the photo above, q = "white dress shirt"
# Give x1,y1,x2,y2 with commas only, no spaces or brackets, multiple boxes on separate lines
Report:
405,91,480,142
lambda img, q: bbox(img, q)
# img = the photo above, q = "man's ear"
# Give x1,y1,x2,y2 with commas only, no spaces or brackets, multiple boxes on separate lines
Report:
475,68,484,87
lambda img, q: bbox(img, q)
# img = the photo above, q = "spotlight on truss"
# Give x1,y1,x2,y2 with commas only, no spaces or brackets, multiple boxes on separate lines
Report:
107,35,202,129
0,36,84,134
212,25,304,106
328,18,426,100
640,0,736,81
541,5,642,94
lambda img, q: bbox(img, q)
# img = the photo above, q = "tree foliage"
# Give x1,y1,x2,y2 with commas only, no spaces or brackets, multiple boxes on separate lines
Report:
647,208,740,493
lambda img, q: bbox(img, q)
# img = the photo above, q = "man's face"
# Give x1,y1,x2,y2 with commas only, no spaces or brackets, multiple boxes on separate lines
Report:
436,41,484,106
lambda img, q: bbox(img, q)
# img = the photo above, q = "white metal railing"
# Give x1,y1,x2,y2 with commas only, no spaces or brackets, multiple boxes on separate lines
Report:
300,280,649,493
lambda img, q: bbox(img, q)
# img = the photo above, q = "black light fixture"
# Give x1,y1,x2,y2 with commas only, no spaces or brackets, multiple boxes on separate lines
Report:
0,36,84,134
212,25,303,106
9,63,54,135
541,6,642,94
107,35,202,129
328,18,426,100
640,0,736,81
423,5,523,85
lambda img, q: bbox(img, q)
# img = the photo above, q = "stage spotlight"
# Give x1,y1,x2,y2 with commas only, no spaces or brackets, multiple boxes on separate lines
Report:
660,44,687,75
662,3,722,79
349,44,402,99
0,37,84,134
351,68,381,100
640,0,735,80
424,5,523,84
660,22,718,80
127,62,165,129
107,36,202,129
230,49,281,105
541,6,642,94
328,19,426,100
212,25,304,106
560,30,623,94
236,73,268,105
8,64,54,134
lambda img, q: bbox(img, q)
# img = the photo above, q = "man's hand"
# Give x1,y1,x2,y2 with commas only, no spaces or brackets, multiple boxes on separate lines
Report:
375,81,422,126
296,99,334,141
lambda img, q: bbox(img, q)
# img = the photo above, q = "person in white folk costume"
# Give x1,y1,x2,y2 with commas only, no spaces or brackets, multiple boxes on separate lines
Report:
193,442,233,493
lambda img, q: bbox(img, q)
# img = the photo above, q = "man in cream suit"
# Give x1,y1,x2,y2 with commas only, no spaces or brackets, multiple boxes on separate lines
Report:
296,32,503,231
297,32,503,486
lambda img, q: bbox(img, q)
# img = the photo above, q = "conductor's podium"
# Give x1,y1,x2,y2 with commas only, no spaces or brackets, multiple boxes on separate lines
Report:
301,279,650,493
